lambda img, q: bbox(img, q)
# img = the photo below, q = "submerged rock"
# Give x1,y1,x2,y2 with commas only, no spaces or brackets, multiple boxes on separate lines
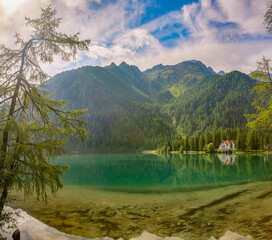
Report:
130,232,184,240
209,230,252,240
219,231,252,240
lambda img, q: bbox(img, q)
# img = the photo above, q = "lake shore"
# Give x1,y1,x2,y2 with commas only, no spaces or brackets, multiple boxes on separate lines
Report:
2,153,272,239
152,149,272,155
1,206,253,240
8,180,272,240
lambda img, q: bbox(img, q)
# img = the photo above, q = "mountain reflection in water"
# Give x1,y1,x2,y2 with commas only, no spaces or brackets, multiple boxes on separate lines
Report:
54,154,272,192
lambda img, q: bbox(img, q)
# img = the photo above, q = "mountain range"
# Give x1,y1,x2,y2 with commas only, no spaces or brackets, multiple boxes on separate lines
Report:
45,60,255,151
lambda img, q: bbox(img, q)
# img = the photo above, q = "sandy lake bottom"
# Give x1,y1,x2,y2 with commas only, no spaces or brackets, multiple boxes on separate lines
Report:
11,180,272,240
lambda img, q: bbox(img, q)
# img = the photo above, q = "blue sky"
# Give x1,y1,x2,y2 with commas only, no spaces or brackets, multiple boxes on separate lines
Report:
0,0,271,74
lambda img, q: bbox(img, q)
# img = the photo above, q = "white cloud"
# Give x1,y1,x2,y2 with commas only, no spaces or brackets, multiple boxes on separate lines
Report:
115,28,159,49
216,0,268,35
0,0,141,73
87,29,161,66
132,39,272,74
87,0,272,74
57,0,102,10
57,0,87,10
179,0,268,41
0,0,50,45
54,0,127,40
89,45,134,62
0,0,271,75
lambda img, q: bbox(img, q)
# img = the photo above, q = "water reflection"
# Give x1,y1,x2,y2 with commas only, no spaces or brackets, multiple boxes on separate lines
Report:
54,154,272,191
218,154,236,165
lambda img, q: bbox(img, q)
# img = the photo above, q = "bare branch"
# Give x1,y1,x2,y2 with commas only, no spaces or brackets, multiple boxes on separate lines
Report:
0,96,13,105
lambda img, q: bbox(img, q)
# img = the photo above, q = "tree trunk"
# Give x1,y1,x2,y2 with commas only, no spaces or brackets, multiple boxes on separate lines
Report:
0,41,28,214
0,75,22,212
0,186,8,214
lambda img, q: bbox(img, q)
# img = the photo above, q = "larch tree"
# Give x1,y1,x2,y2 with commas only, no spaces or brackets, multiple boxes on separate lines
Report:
0,5,90,222
265,3,272,34
246,57,272,129
246,4,272,130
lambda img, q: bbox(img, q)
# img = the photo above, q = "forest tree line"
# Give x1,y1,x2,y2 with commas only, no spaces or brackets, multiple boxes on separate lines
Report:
158,128,272,153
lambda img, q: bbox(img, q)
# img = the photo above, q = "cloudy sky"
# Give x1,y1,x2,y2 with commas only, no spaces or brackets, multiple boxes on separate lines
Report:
0,0,271,75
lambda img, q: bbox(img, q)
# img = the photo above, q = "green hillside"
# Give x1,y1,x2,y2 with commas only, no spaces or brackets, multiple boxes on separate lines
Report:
145,60,217,103
161,71,255,135
45,60,255,151
45,64,173,151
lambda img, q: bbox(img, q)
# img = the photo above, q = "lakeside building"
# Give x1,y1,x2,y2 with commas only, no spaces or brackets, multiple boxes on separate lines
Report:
218,140,236,153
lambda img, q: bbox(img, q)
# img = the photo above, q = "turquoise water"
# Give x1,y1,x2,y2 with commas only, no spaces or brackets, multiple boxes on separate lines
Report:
14,153,272,239
54,153,272,191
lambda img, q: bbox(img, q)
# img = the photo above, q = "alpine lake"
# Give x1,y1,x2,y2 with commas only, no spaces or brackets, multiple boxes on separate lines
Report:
11,153,272,240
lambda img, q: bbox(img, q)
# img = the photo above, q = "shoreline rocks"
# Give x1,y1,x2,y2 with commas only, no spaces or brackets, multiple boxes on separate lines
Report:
0,207,252,240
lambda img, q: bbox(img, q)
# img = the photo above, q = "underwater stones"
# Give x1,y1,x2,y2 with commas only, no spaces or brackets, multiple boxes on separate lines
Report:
169,223,176,228
104,207,117,217
209,237,217,240
220,231,252,240
209,230,252,240
130,231,184,240
176,221,183,226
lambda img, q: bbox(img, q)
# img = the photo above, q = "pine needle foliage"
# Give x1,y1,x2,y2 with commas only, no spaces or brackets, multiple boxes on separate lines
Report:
245,57,272,129
265,4,272,34
246,3,272,130
0,5,90,219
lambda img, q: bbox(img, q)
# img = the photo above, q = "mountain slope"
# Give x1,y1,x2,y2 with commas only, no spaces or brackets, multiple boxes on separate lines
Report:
162,71,255,135
45,64,173,151
145,60,217,103
45,60,255,151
